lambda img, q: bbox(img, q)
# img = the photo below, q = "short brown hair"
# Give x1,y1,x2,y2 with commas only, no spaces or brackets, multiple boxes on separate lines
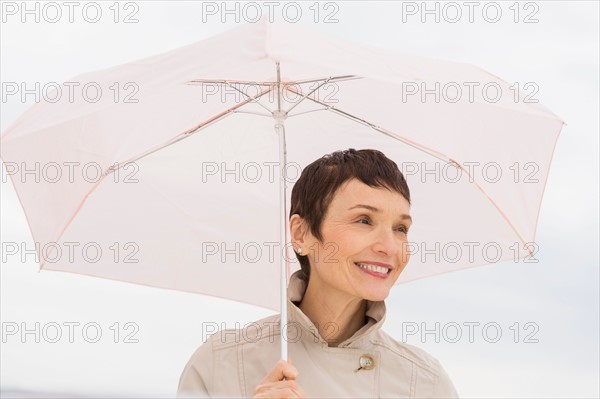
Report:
289,148,411,283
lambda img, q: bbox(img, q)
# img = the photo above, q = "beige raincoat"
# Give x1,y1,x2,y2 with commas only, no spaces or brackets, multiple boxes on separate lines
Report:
177,270,459,398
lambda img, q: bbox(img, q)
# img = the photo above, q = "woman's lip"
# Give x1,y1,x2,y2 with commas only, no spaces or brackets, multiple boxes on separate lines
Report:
355,261,393,270
355,263,390,279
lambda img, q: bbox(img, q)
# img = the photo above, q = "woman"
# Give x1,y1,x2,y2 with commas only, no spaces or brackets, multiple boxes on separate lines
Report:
177,149,459,398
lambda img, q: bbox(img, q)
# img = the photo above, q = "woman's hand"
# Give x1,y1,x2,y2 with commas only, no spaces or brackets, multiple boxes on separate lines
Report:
253,358,307,398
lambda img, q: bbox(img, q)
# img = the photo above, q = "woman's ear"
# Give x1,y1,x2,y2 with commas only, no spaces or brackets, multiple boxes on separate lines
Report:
289,214,306,249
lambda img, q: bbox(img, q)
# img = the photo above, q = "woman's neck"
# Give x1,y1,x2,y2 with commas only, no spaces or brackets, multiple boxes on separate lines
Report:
298,277,368,347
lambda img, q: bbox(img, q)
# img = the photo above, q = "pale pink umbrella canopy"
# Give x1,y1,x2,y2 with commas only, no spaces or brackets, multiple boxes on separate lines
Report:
1,19,564,312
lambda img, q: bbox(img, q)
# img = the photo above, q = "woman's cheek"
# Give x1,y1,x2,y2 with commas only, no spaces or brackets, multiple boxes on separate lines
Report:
400,241,411,265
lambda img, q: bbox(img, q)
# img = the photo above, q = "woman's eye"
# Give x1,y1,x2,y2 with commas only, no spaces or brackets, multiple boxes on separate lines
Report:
358,217,371,225
395,225,409,234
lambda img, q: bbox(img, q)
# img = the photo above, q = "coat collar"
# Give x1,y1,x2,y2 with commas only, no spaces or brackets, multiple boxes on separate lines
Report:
286,270,387,348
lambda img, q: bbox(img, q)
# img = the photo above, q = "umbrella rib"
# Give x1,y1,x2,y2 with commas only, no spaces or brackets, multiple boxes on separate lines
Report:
449,163,533,256
291,93,532,251
330,104,533,251
281,75,362,115
187,80,276,114
284,77,334,114
187,75,362,117
187,79,275,86
285,87,451,163
232,110,273,117
187,75,360,86
331,107,450,161
110,86,276,169
39,110,233,271
224,82,275,114
286,107,331,118
285,75,360,85
40,87,276,272
276,62,282,112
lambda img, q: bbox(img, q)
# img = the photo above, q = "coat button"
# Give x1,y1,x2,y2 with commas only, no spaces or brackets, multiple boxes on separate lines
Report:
359,354,375,370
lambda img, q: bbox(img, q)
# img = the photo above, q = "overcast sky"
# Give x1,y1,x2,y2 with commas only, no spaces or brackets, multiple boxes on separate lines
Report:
1,1,598,398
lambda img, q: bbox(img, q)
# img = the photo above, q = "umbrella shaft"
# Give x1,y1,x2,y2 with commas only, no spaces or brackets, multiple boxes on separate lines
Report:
275,114,288,362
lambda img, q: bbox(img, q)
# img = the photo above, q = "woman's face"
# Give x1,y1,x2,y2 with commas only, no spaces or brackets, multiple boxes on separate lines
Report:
298,178,412,302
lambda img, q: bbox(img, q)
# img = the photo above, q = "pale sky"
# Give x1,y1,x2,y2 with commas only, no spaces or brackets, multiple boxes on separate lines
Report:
1,1,598,398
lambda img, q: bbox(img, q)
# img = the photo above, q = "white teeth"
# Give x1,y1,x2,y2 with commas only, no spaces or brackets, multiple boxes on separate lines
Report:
356,263,389,274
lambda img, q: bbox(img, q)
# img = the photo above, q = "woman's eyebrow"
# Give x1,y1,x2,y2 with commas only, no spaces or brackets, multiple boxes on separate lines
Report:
348,204,413,222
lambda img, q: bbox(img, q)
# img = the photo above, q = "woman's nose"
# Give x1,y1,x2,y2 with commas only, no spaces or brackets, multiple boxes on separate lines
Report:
371,228,400,256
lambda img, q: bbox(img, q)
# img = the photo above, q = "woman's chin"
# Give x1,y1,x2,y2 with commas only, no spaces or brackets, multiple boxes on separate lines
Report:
352,273,393,301
360,287,391,302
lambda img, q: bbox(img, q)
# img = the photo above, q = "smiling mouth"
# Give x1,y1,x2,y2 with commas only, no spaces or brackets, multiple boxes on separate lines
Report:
354,262,391,275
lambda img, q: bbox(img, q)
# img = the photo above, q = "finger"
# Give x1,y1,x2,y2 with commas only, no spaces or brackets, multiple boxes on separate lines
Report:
254,380,305,399
260,360,287,383
285,362,299,379
255,380,299,392
254,386,303,399
260,359,299,384
283,356,297,380
253,390,295,399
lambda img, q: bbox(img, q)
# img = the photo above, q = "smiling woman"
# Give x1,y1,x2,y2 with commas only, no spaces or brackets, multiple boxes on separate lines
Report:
177,149,459,398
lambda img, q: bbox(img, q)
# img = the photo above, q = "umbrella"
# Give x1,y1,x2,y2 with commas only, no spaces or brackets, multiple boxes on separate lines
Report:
0,19,564,361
